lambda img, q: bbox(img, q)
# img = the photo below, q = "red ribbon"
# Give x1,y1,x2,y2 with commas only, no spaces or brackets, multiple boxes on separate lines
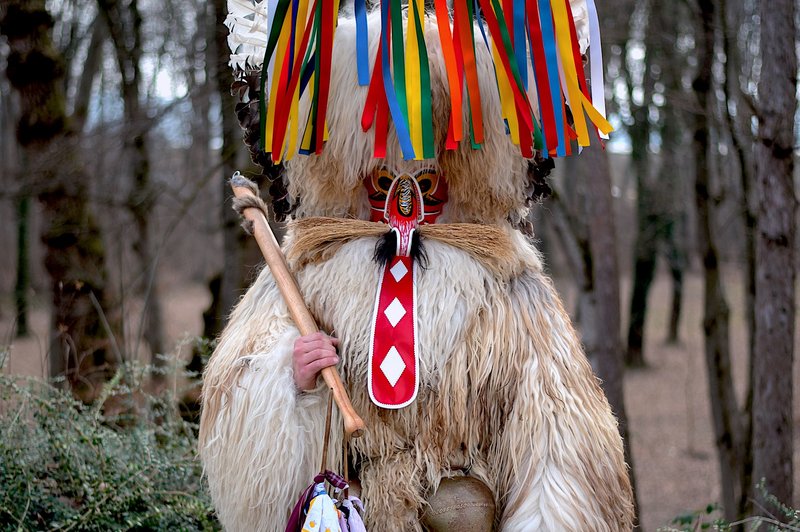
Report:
313,0,335,154
453,0,484,144
361,21,390,157
434,0,464,146
362,45,382,131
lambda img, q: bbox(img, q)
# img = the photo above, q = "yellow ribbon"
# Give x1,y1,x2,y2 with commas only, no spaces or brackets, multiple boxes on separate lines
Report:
491,36,520,146
405,0,424,158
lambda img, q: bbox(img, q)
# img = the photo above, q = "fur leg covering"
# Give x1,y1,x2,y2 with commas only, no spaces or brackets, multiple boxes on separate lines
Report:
199,270,342,531
359,453,426,531
200,236,634,531
491,269,635,531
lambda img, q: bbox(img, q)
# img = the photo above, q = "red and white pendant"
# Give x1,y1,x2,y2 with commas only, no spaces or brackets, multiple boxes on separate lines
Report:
367,172,426,409
368,255,418,408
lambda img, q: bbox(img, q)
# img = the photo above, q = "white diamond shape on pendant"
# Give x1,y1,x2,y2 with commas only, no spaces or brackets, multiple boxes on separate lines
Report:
384,297,406,327
380,347,406,387
390,260,408,282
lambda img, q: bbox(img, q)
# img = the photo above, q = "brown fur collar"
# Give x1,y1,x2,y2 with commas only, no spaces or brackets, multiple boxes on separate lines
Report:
287,217,522,280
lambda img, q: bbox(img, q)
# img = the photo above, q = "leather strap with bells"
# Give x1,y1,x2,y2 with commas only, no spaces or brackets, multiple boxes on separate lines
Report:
367,170,434,409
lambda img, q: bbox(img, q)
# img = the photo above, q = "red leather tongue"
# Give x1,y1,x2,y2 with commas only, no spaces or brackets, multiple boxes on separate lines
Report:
368,255,418,408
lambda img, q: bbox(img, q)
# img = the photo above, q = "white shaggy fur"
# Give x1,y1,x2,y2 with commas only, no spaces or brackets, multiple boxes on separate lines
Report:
201,237,634,530
201,7,633,532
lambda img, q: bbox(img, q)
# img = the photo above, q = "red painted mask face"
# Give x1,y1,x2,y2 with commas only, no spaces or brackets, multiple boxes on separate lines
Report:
364,167,449,224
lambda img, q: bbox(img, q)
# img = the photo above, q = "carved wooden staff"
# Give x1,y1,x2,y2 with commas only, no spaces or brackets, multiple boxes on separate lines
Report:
230,173,366,438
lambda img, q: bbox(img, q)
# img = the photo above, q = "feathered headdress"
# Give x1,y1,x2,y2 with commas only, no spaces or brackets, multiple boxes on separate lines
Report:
225,0,610,164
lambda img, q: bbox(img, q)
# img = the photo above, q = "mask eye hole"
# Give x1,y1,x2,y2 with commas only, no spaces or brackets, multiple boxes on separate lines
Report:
377,174,393,192
417,176,433,194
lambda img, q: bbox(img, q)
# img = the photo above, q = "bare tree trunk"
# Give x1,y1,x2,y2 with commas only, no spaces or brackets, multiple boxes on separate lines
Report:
625,0,690,361
14,191,30,337
622,0,655,369
692,0,744,520
660,151,687,348
2,86,28,336
625,121,654,368
1,0,116,400
655,3,689,346
188,1,214,278
666,259,683,343
548,192,587,286
719,0,756,514
626,234,655,366
98,0,166,374
577,145,641,528
751,0,796,516
71,17,105,132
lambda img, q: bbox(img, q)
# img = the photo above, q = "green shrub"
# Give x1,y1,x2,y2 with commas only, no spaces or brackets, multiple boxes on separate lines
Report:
0,366,219,531
662,486,800,532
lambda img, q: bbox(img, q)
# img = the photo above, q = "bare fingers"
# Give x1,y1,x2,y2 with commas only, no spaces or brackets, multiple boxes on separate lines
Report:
292,332,340,391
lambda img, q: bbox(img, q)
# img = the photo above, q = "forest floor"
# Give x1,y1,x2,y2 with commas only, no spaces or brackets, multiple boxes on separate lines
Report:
1,268,799,530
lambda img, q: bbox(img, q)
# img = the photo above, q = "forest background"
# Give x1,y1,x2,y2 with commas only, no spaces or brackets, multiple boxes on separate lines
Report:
0,0,798,530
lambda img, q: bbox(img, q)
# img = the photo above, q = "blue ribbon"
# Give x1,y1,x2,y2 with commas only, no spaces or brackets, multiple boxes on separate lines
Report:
513,0,527,88
300,53,315,94
537,0,566,156
473,0,492,51
380,0,415,159
288,0,299,79
355,0,370,86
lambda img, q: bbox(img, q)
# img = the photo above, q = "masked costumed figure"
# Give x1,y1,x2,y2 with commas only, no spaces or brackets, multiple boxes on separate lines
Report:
199,0,635,529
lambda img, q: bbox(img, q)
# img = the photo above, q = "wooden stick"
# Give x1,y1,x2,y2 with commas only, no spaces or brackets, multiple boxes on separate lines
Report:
231,175,365,438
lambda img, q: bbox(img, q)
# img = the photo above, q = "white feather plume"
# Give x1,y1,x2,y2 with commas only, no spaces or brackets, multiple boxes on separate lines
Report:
569,0,590,54
225,0,270,70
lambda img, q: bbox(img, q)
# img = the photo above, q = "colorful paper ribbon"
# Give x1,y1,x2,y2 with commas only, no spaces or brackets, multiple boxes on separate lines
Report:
256,0,613,163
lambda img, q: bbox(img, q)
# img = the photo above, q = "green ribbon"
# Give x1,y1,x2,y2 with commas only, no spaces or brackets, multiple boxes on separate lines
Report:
411,4,435,159
390,0,409,128
463,0,482,149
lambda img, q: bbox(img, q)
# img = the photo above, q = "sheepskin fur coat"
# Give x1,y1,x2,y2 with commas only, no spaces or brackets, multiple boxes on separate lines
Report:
199,8,635,531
